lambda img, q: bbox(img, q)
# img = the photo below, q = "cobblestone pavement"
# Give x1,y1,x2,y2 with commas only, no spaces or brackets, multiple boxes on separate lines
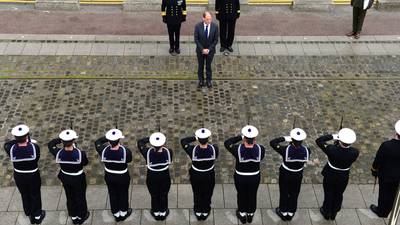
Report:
0,184,398,225
0,35,399,186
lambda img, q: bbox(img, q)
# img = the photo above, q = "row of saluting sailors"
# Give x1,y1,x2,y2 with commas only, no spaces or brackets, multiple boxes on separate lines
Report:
4,120,400,224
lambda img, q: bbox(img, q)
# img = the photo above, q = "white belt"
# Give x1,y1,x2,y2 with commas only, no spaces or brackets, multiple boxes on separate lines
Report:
105,167,128,174
147,166,169,172
14,168,38,173
328,161,350,171
235,170,260,176
281,163,304,172
61,169,83,176
192,165,214,172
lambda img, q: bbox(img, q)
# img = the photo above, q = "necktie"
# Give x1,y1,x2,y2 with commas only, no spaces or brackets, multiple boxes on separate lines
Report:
204,25,208,38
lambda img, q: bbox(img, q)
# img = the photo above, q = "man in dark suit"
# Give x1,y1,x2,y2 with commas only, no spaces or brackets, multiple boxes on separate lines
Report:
216,0,240,54
162,0,187,55
370,120,400,218
194,11,219,89
346,0,374,39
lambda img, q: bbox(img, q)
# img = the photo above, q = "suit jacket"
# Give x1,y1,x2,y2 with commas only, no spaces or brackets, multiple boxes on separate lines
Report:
351,0,374,9
162,0,187,25
194,22,219,54
216,0,240,21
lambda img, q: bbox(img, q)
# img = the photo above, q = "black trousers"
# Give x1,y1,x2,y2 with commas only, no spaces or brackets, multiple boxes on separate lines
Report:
146,170,171,212
59,172,88,218
167,23,181,50
105,172,131,214
322,175,349,215
219,19,236,48
278,168,303,214
189,168,215,213
234,173,260,213
14,171,42,218
352,7,367,33
197,53,214,82
377,179,399,217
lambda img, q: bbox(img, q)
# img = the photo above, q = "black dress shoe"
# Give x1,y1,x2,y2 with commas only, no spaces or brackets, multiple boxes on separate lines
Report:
78,211,90,225
247,214,254,223
285,214,293,221
275,207,286,221
169,48,174,54
202,213,210,221
236,210,247,224
227,46,234,52
150,210,158,220
220,47,225,52
319,207,330,220
195,212,202,221
330,212,337,220
198,81,204,88
370,204,380,216
346,31,355,37
175,49,181,54
120,208,133,222
206,81,212,88
35,210,46,224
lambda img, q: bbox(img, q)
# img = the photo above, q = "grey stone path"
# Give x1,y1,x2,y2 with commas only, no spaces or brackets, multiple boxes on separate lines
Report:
0,184,398,225
1,34,400,56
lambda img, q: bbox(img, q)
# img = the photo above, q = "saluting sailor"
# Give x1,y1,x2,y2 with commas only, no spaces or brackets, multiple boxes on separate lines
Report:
224,125,266,224
94,129,133,222
180,128,219,221
270,128,310,221
48,129,90,225
3,124,46,225
316,128,359,220
370,120,400,218
137,132,173,221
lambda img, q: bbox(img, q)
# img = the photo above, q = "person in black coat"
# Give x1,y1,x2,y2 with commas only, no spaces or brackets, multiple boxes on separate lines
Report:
346,0,374,39
270,128,311,221
137,132,173,221
48,129,90,225
370,120,400,217
180,128,219,221
3,124,46,225
94,129,133,222
216,0,240,54
224,125,265,224
316,128,359,220
194,11,219,88
162,0,186,55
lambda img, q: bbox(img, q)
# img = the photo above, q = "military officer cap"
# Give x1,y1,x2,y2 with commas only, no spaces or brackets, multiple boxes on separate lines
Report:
338,128,356,145
290,128,307,141
195,128,211,139
241,125,259,139
11,124,30,137
59,129,78,142
150,132,166,147
105,129,125,141
395,120,400,135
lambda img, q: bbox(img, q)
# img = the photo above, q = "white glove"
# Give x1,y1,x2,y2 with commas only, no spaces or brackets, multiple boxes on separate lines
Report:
284,136,292,142
332,134,339,140
30,139,38,144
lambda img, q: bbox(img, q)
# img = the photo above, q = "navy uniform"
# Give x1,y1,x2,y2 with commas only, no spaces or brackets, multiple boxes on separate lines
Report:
3,124,46,224
346,0,374,39
95,129,133,222
162,0,187,55
216,0,240,53
224,125,265,224
48,129,89,225
270,128,310,221
180,128,219,221
138,132,173,221
316,128,359,220
370,120,400,217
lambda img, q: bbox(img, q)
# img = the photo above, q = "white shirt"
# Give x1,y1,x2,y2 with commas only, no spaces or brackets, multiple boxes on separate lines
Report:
203,23,210,38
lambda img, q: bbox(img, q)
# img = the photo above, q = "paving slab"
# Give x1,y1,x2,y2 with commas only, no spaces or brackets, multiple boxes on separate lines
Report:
211,184,225,209
286,44,305,56
0,187,14,212
214,209,238,225
0,212,18,225
73,43,93,55
0,42,8,55
189,209,214,225
3,43,25,55
141,209,166,225
270,44,289,56
223,184,237,208
124,43,141,55
356,208,386,225
131,185,151,209
358,184,379,208
298,184,319,208
90,43,108,55
254,43,272,56
166,209,189,225
238,43,256,55
42,186,62,211
58,185,107,210
308,209,335,225
335,209,361,225
107,43,125,56
343,185,366,209
21,43,42,55
8,188,23,212
56,43,76,55
290,209,312,225
39,43,58,55
351,43,371,55
261,208,288,225
140,44,158,56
